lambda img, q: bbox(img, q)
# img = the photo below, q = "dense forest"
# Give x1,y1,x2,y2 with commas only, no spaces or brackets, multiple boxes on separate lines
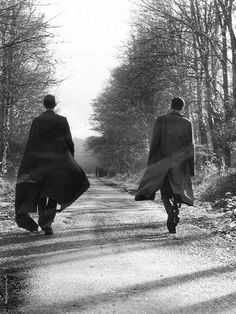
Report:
88,0,236,176
0,0,235,180
0,0,56,175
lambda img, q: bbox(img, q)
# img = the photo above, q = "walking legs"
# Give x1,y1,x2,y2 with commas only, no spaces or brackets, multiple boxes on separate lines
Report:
160,176,181,233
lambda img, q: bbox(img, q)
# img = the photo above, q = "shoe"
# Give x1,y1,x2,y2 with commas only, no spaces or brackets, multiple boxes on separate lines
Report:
168,228,176,234
16,214,39,233
31,230,41,235
167,212,176,234
42,226,53,235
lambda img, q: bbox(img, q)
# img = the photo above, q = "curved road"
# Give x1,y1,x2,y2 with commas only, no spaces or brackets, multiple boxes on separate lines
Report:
0,177,236,313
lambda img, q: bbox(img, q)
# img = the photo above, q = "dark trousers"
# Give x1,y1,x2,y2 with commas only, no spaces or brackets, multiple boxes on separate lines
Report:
16,197,57,231
160,176,181,215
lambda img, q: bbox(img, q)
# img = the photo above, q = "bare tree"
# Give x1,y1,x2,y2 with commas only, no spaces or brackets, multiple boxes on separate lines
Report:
0,0,57,175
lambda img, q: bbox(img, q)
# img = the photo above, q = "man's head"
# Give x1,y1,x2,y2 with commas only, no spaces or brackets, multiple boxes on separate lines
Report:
43,94,56,109
171,97,185,111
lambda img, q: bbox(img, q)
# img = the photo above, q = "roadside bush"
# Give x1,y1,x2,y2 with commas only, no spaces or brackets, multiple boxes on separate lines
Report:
199,168,236,202
0,177,15,197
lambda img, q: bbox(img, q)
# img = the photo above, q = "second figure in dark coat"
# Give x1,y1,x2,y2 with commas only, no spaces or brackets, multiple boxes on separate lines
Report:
135,97,194,234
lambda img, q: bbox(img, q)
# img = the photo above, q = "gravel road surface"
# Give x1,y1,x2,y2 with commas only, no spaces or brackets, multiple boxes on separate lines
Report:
0,177,236,313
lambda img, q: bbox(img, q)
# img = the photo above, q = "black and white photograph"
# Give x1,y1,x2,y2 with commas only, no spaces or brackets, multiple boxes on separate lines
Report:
0,0,236,313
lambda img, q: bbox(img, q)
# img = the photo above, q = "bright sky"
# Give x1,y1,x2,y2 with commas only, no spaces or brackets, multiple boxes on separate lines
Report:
40,0,133,139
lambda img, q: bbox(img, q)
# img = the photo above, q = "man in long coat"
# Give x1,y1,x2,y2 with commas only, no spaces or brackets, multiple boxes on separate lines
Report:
15,95,90,235
135,97,194,233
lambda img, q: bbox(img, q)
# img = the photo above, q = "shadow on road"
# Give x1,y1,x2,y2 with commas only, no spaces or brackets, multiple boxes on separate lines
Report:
167,292,236,313
1,178,233,313
0,222,215,262
2,261,235,313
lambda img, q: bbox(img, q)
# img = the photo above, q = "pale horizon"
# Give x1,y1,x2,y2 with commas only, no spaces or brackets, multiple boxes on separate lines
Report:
40,0,133,139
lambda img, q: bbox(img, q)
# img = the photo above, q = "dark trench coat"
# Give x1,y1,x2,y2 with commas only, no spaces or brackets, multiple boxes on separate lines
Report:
135,111,194,205
15,110,90,214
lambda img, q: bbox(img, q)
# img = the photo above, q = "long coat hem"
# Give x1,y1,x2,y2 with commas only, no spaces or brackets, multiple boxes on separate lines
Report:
135,151,194,206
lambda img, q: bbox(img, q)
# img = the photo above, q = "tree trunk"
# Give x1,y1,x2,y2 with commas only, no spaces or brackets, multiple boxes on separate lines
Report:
221,18,231,166
1,46,13,175
0,5,14,175
204,57,215,158
229,27,236,110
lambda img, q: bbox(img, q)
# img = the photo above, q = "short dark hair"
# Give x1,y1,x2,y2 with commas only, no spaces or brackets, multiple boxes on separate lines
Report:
171,97,185,110
43,94,56,109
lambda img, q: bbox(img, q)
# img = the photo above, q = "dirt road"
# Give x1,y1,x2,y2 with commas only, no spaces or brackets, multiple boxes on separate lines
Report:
0,177,236,313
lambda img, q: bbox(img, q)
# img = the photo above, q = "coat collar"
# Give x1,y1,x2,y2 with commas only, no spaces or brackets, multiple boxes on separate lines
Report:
169,110,184,116
43,109,55,114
